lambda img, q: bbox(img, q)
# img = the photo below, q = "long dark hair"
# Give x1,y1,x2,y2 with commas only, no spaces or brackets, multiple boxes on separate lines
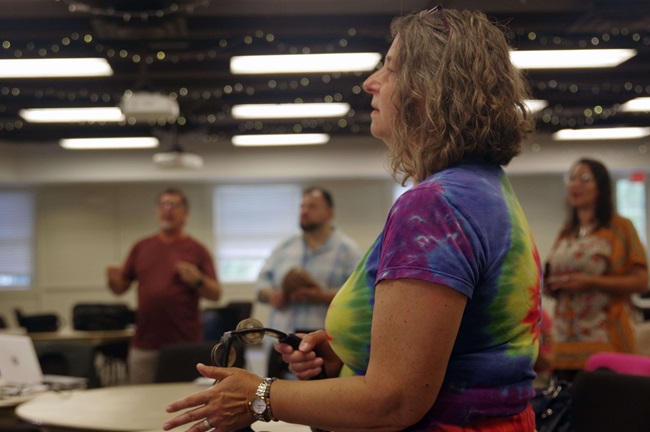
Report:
562,158,614,236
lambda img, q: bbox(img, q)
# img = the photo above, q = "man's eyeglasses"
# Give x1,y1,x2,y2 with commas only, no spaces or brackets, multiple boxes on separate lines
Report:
158,201,185,209
420,4,451,35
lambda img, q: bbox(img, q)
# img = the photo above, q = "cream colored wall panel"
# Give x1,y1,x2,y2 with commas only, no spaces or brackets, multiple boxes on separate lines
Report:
510,174,566,262
0,146,17,182
318,180,392,251
0,289,41,328
36,186,118,290
112,183,215,259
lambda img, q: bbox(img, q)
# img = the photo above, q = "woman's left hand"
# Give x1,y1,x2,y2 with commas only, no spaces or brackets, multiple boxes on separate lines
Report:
163,363,261,432
548,272,592,292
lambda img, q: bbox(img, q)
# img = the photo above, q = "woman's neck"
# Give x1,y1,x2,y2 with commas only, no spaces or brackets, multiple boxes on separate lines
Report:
576,207,595,227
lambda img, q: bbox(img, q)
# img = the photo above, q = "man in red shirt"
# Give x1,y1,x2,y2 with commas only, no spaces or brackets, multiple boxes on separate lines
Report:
107,188,221,384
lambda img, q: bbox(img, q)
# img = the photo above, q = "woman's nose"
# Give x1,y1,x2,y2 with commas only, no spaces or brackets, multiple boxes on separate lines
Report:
363,71,379,94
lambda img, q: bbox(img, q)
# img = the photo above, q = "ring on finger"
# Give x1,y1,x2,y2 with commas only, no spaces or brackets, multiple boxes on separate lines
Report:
203,419,212,430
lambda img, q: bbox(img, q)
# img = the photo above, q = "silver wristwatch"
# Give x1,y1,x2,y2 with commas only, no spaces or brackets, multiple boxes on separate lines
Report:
249,378,277,422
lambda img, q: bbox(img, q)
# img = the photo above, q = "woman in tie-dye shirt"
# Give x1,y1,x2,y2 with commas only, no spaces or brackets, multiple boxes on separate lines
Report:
163,8,541,432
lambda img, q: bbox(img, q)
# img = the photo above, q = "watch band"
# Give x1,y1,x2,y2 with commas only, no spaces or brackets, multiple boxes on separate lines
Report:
192,276,204,289
250,377,277,422
263,377,277,422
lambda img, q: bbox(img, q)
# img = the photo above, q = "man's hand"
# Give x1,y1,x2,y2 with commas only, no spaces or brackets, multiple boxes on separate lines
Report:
282,268,319,298
176,261,203,287
106,265,130,295
290,286,324,303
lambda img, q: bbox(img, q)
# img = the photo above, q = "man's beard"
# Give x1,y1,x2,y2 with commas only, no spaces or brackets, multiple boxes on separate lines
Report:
300,222,320,232
160,221,180,232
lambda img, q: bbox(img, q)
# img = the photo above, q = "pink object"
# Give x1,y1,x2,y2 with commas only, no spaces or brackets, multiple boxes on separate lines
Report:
585,352,650,376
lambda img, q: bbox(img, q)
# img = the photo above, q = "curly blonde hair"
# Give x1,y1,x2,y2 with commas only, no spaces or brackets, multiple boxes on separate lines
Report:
388,9,534,184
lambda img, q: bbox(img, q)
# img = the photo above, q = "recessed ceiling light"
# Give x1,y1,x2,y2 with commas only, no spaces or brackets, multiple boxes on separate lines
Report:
19,107,124,123
59,137,159,149
232,133,330,146
230,53,381,74
552,127,650,141
510,49,637,69
0,58,113,78
620,97,650,112
231,103,351,119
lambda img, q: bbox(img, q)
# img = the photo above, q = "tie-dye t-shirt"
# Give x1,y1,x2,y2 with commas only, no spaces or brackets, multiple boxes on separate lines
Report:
326,160,542,429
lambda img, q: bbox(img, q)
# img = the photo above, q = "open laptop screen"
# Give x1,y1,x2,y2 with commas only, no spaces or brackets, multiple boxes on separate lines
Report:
0,333,44,386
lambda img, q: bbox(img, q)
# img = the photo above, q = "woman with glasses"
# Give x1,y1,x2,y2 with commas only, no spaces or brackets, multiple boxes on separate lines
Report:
164,7,540,431
545,158,648,382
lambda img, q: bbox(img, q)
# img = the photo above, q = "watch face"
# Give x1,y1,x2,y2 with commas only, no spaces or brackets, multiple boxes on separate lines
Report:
251,397,266,414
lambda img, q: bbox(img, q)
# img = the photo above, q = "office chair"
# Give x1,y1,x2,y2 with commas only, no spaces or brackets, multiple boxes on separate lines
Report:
203,302,253,342
572,370,650,432
203,302,253,369
585,352,650,376
153,342,216,383
33,341,101,388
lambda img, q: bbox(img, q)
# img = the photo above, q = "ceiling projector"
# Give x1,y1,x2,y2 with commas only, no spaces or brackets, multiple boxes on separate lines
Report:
152,151,204,169
120,91,180,122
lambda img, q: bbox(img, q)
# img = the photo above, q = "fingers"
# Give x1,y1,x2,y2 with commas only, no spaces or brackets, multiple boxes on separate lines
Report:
165,389,209,414
164,367,261,432
299,330,328,352
163,404,209,431
289,357,325,380
291,366,324,381
196,363,230,381
274,338,324,380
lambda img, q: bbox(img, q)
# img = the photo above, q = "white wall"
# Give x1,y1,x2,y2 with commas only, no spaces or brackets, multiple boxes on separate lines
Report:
1,131,649,327
1,132,649,185
0,146,17,182
510,174,567,262
0,180,392,328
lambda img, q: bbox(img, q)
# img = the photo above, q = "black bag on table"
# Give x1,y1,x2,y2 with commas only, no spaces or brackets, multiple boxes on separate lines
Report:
14,308,60,333
531,380,575,432
72,303,133,331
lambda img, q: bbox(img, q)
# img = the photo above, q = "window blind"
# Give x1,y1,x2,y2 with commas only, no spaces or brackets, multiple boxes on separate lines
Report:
214,184,301,282
0,191,34,288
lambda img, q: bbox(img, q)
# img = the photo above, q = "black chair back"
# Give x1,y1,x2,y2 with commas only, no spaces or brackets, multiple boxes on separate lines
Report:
33,340,101,388
154,342,215,383
572,370,650,432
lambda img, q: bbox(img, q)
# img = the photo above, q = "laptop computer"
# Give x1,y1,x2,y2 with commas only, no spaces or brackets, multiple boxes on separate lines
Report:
0,333,43,387
0,333,86,392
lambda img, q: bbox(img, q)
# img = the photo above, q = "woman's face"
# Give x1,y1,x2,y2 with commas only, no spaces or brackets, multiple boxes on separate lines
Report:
362,36,401,145
565,163,598,210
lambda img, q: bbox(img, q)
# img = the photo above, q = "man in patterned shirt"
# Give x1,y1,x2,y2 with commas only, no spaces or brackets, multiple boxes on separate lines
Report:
256,186,360,377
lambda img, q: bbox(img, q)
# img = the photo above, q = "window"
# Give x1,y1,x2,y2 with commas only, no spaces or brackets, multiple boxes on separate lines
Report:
214,184,301,282
616,177,647,247
0,191,34,289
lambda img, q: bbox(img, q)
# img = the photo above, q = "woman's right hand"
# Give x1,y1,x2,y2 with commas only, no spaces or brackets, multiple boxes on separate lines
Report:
274,330,342,380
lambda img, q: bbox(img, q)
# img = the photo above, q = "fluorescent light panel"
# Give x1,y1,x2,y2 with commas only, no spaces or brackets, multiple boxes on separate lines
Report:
231,103,351,119
0,58,113,78
20,107,124,123
230,53,381,74
60,137,159,149
523,99,548,114
510,48,637,69
552,127,650,141
620,97,650,112
232,133,330,146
